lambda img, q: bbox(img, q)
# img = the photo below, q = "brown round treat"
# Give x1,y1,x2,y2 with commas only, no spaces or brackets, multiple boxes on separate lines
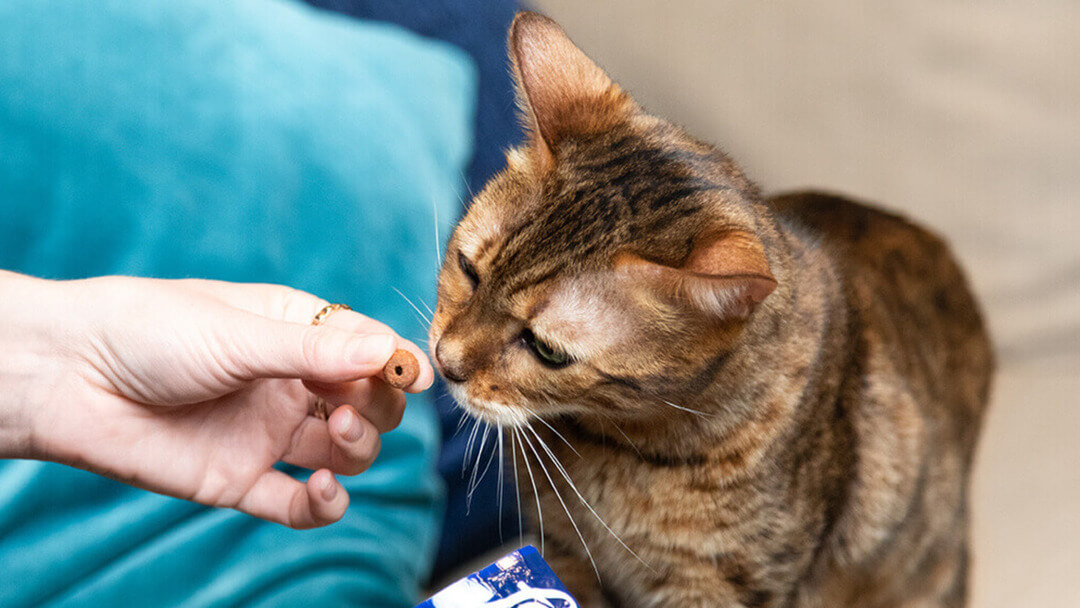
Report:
382,349,420,389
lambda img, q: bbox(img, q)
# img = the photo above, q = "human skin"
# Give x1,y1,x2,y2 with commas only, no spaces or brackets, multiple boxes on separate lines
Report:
0,270,433,529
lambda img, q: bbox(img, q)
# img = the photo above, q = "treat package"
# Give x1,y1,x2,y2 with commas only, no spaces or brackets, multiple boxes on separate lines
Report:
417,545,579,607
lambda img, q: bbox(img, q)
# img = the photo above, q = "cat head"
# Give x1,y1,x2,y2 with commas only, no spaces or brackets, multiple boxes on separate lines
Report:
430,12,778,427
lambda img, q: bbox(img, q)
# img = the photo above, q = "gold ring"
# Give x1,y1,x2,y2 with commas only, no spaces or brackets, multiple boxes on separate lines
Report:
312,397,332,420
312,303,351,326
311,303,350,419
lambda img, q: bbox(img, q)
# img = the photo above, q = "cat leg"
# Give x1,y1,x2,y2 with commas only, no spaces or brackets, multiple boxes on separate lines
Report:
911,543,969,608
881,535,969,608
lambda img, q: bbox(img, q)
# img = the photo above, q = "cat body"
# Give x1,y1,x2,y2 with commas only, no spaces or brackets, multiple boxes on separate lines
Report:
431,13,992,608
530,192,991,608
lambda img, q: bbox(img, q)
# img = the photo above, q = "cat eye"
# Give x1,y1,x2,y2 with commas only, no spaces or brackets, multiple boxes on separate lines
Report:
521,329,572,368
458,251,479,288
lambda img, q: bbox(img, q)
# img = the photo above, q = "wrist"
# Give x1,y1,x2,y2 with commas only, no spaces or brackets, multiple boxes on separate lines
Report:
0,272,45,457
0,271,78,460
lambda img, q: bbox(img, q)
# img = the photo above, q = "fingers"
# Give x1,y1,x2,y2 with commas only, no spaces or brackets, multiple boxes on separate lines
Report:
173,280,324,322
282,406,382,475
236,468,348,529
327,406,382,473
315,309,435,393
225,312,398,385
187,280,435,391
303,378,406,433
182,280,407,339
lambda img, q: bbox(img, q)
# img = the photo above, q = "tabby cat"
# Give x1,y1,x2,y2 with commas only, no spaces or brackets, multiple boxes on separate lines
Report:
430,12,993,607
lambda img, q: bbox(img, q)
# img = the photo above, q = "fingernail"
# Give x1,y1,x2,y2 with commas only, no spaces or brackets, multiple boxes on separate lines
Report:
335,410,363,442
348,334,395,366
321,475,337,501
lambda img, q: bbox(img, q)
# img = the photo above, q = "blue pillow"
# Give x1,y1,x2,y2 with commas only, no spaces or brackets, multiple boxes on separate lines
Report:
299,0,524,191
0,0,474,606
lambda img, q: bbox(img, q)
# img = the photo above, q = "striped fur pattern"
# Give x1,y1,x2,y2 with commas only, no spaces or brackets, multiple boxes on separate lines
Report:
430,12,993,607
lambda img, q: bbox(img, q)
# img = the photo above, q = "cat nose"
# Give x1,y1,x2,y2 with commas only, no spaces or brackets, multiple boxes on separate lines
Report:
435,339,469,383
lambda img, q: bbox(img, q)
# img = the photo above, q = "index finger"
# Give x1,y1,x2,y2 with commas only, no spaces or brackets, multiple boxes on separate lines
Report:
317,309,434,393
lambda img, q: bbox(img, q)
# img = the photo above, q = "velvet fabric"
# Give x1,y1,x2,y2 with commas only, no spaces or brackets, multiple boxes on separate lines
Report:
0,0,474,605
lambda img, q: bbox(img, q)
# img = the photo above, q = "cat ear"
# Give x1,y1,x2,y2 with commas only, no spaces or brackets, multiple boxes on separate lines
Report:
615,231,777,320
508,12,636,170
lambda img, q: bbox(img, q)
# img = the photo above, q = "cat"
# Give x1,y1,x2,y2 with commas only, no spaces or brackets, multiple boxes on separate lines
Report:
429,12,993,608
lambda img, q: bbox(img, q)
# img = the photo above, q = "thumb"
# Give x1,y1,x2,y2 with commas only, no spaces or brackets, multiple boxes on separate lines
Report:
223,312,398,384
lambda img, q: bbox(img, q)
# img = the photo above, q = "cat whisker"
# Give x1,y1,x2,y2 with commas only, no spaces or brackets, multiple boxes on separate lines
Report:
497,426,505,544
516,427,545,556
600,412,646,461
466,424,492,510
418,296,436,320
469,428,501,504
391,286,432,326
454,410,471,436
403,335,433,349
532,414,581,458
526,424,654,573
511,430,524,541
662,399,713,418
443,169,476,270
458,168,477,202
467,419,486,463
521,428,602,582
450,422,468,440
432,193,442,270
437,386,452,401
462,418,484,479
461,418,476,469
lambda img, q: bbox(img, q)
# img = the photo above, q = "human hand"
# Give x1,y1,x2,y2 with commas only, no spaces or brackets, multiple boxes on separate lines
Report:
0,271,433,528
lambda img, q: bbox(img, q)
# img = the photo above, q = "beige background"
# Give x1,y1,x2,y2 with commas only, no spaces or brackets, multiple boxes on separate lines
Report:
531,1,1079,605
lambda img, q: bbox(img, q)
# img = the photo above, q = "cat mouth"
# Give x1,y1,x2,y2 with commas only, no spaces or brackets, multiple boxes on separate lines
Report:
467,400,530,428
447,383,529,428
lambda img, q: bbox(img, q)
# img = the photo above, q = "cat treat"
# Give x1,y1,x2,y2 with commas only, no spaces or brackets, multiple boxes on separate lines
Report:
382,349,420,389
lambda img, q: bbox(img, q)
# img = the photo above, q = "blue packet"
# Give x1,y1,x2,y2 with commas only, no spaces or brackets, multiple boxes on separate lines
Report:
417,545,579,607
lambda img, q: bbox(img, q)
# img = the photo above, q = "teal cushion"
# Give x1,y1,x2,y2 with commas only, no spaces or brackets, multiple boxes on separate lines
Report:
0,0,474,605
